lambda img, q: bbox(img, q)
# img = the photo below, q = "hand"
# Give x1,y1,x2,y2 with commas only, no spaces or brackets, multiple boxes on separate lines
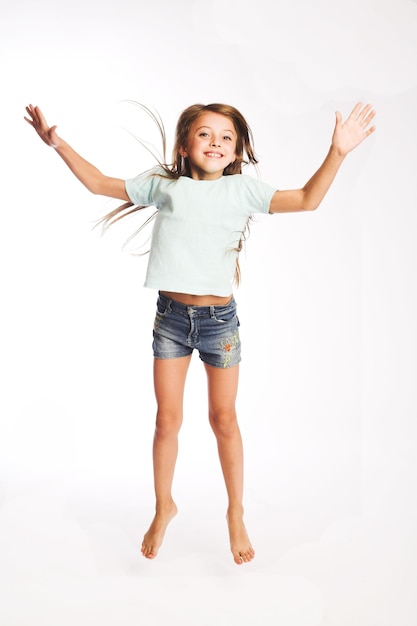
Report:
24,104,61,148
332,102,376,157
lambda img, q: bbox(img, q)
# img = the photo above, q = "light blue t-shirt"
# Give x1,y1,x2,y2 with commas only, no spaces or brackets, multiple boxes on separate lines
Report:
125,167,276,296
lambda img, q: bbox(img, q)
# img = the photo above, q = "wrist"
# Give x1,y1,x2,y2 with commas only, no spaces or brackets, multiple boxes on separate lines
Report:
329,143,347,160
53,136,66,152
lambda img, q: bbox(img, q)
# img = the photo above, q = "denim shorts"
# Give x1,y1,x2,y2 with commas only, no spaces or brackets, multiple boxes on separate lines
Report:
152,293,241,368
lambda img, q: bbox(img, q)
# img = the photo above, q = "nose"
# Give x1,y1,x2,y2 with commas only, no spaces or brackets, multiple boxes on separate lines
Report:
210,137,221,147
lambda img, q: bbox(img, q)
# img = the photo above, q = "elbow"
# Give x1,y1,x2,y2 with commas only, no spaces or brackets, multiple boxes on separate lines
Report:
89,177,108,196
80,178,101,195
302,200,319,212
300,189,319,212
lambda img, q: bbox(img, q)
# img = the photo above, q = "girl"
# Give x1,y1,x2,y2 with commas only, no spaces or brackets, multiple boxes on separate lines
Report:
24,101,376,565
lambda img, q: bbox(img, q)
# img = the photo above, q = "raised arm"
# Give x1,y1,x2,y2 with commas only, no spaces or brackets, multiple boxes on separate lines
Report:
24,104,130,201
269,103,376,214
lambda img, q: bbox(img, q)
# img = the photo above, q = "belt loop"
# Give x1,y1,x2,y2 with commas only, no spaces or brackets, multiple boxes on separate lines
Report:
209,305,215,319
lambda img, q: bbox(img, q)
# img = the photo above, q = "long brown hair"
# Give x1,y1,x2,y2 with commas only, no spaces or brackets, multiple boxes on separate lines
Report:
97,102,259,283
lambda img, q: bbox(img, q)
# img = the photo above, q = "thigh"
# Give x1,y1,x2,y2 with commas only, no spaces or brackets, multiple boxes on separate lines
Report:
154,356,192,419
204,363,239,415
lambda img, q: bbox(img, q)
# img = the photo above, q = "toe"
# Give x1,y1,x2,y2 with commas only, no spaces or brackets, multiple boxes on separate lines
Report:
233,551,243,565
235,548,255,564
142,543,152,558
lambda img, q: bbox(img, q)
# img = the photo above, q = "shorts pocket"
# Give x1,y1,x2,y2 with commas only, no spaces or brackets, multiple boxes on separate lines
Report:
154,298,171,331
213,306,237,324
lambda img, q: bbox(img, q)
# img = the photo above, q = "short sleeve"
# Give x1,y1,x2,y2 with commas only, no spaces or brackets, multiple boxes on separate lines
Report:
125,166,163,206
239,175,277,215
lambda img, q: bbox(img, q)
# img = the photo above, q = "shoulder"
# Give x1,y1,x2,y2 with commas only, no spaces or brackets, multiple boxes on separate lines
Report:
126,165,175,191
227,172,276,197
224,173,276,214
125,165,172,205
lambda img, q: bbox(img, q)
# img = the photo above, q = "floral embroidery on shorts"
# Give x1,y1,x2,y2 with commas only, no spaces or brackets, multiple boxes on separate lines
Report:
220,330,239,368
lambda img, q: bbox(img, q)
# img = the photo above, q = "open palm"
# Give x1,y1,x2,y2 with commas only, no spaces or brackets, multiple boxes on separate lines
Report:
24,104,60,148
332,102,376,156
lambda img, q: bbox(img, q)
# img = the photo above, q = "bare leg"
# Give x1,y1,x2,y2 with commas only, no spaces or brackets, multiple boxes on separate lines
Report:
141,355,192,559
204,363,255,565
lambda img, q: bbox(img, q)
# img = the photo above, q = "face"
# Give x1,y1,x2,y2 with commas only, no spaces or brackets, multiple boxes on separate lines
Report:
180,112,237,180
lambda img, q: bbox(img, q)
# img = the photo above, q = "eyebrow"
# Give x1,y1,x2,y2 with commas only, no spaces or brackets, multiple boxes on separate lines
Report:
196,125,236,136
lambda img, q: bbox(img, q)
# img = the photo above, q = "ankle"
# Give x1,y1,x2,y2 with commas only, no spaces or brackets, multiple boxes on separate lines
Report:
227,504,244,519
155,499,177,514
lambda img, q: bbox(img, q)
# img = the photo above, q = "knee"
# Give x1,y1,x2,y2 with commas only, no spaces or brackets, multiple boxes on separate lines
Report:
155,409,182,438
209,408,238,438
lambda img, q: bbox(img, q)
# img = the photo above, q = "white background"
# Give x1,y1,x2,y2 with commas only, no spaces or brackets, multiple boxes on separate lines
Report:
1,0,416,624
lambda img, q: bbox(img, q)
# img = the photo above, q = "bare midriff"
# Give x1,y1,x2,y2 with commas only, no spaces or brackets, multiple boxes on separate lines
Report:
160,291,232,306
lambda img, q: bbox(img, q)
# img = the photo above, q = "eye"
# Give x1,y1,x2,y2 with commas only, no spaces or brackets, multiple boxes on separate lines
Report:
224,136,232,141
199,132,209,137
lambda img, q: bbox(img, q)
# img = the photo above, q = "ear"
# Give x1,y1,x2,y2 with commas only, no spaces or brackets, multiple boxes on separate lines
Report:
179,146,188,157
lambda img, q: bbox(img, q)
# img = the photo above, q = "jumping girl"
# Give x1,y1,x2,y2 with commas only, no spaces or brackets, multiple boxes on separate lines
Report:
24,101,376,565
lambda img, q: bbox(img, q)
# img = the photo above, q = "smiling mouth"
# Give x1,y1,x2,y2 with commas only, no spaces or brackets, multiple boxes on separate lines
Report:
204,152,223,158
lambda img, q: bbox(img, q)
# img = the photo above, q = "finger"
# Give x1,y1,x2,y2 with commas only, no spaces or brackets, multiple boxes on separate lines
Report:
25,105,41,128
25,105,36,122
358,104,374,124
49,125,58,137
24,106,38,127
31,108,51,134
363,124,376,138
362,108,376,126
348,102,363,120
27,104,40,121
34,106,48,126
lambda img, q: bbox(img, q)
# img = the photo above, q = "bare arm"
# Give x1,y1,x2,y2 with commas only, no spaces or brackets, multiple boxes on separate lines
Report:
269,103,376,214
24,104,130,201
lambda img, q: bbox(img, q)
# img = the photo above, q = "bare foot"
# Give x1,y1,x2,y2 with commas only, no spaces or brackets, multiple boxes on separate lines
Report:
141,501,178,559
227,509,255,565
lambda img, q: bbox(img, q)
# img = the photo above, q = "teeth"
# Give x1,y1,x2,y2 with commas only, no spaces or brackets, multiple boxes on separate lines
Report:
205,152,222,158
